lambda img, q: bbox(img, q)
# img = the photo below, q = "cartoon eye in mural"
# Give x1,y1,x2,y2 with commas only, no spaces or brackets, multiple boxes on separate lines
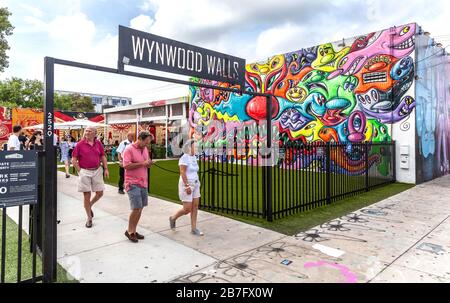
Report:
338,57,348,69
403,96,414,106
390,56,414,81
316,94,326,106
347,111,366,142
358,95,365,104
302,71,314,82
300,57,307,66
319,48,325,57
271,57,281,69
371,89,379,102
400,26,410,36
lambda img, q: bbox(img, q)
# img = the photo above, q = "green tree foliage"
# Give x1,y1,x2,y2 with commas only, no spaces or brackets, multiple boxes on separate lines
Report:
0,77,43,108
0,7,14,73
0,78,95,112
64,93,94,112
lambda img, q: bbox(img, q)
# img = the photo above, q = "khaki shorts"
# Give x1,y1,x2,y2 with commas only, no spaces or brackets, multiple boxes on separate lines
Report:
78,167,105,193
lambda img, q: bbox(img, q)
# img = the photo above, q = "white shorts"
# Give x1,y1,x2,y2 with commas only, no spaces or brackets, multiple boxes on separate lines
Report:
178,178,200,202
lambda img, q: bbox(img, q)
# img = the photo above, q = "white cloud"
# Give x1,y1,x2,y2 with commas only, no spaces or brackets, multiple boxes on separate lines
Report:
255,23,308,60
47,13,96,47
139,0,157,12
129,14,154,32
4,0,450,105
19,3,44,18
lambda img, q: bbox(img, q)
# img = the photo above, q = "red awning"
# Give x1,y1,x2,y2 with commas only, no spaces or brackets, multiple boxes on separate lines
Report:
54,111,76,122
89,114,105,123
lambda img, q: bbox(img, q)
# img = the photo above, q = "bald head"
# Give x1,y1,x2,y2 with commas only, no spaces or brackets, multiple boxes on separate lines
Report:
127,132,135,142
84,127,97,141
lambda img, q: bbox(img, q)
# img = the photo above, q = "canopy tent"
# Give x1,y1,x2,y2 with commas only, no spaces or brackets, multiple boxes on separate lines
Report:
24,119,106,130
53,119,107,129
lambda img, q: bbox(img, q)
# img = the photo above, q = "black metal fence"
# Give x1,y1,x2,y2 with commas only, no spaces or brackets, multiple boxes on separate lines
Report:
199,141,395,221
0,153,44,283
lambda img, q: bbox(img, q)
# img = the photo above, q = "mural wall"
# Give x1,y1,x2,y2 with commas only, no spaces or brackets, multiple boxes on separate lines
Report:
415,34,450,183
189,23,417,182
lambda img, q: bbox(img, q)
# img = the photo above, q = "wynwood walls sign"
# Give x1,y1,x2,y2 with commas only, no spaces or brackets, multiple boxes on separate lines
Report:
118,26,246,88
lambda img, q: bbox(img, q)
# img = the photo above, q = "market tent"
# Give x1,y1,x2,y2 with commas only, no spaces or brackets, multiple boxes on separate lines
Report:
54,119,106,129
24,119,106,130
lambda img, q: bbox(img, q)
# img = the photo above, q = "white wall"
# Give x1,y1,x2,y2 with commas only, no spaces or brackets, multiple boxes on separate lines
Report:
392,110,416,183
391,35,417,184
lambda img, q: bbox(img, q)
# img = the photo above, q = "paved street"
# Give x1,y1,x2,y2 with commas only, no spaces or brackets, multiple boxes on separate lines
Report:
52,172,450,283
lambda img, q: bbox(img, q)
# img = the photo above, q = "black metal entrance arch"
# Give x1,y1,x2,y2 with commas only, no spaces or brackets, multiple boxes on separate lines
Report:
42,56,274,282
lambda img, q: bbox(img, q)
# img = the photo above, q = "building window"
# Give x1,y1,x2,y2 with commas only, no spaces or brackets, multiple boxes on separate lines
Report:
142,106,166,118
92,96,102,104
107,110,136,121
171,104,183,116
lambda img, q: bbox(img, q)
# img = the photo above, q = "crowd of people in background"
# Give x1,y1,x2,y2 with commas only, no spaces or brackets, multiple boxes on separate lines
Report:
1,124,204,241
3,125,45,151
2,124,78,150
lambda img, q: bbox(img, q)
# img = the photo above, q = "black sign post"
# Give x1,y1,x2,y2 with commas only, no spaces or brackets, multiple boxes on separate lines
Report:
0,151,38,207
43,56,57,282
118,26,246,88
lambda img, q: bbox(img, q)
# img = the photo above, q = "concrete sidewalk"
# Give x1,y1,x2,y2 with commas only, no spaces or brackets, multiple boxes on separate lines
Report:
55,172,450,283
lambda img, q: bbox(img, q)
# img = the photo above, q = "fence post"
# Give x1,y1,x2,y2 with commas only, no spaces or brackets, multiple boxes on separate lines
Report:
326,142,331,205
365,142,369,191
211,154,215,210
265,94,273,222
392,141,396,182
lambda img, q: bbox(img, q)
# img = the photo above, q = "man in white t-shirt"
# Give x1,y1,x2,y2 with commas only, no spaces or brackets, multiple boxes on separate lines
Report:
7,125,22,151
117,132,135,194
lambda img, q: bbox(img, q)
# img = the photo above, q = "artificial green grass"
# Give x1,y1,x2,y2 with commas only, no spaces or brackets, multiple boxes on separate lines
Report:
60,160,412,236
0,210,78,283
211,182,413,235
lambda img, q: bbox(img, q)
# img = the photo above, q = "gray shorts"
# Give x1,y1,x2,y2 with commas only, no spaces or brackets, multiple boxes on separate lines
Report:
127,185,148,210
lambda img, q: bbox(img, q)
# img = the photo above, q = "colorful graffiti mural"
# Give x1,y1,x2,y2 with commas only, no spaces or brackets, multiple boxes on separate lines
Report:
416,34,450,182
189,23,417,176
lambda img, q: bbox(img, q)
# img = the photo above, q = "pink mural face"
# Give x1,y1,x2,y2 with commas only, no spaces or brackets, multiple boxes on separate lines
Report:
350,33,376,52
329,23,416,79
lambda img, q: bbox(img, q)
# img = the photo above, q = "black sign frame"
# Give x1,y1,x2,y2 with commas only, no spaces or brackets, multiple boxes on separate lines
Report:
118,25,246,88
0,150,38,207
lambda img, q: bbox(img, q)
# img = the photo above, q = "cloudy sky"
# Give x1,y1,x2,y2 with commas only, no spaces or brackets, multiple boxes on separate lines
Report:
1,0,450,104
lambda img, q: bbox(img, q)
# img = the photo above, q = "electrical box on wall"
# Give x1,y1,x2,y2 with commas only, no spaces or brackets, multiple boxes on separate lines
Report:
400,145,409,169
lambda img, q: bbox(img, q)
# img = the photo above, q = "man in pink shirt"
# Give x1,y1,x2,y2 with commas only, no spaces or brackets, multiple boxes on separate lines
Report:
123,131,153,243
72,127,109,228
